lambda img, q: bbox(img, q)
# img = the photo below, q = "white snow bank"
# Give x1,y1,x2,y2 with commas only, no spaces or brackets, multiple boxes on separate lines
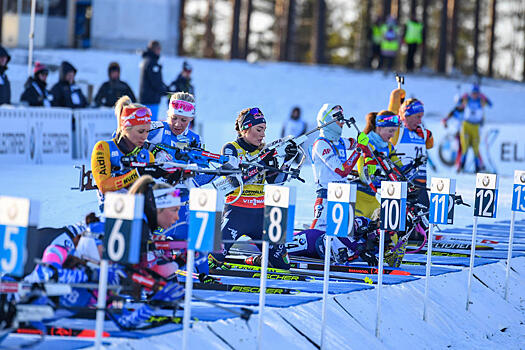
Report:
98,258,525,350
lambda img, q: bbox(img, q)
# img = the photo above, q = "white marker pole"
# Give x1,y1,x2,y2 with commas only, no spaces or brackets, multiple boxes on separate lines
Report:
423,224,433,321
504,211,515,301
257,241,269,350
182,249,195,350
94,259,109,350
375,229,385,339
320,235,332,349
466,216,478,311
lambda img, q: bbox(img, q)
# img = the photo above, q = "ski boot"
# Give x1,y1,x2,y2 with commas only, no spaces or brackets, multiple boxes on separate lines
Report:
384,240,407,267
334,247,350,264
208,254,231,271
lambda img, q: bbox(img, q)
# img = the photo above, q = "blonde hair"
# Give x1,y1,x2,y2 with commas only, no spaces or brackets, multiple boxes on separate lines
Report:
399,98,421,120
363,110,396,134
167,92,195,119
114,95,149,142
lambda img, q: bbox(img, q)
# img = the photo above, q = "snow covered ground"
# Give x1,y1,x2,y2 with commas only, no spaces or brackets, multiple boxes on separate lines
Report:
2,48,525,349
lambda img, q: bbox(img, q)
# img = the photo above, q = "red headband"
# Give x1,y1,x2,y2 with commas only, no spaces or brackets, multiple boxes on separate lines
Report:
120,106,152,128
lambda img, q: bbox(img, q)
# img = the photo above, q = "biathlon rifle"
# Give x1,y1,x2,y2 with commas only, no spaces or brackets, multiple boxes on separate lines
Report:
148,140,230,168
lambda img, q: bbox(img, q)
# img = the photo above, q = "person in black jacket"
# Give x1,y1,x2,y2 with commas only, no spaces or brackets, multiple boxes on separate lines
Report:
139,40,167,121
0,46,11,105
20,61,53,107
50,61,88,109
169,61,194,96
94,62,135,107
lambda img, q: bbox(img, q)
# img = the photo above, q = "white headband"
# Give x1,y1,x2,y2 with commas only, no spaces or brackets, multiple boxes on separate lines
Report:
154,188,183,208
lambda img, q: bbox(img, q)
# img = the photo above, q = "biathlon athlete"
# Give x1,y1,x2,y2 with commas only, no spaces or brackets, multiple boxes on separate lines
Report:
209,107,298,270
302,103,376,264
456,84,493,173
288,217,379,266
355,111,402,219
91,96,157,211
390,98,433,209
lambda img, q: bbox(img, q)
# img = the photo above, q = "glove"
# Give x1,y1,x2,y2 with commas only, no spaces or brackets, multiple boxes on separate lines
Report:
284,141,298,161
151,281,185,303
260,150,277,167
136,165,168,178
222,155,240,170
359,250,378,266
357,132,369,147
198,273,220,284
364,156,377,176
442,118,449,128
107,265,127,285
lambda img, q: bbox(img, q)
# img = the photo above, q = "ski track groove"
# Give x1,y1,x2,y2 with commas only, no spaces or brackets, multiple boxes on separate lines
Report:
276,312,320,350
206,325,236,350
332,296,367,330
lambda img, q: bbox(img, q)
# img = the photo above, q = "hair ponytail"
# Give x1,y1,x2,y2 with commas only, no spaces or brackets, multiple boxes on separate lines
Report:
363,112,377,134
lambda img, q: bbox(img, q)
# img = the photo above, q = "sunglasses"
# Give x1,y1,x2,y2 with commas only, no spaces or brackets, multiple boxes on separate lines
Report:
171,100,195,112
377,115,400,124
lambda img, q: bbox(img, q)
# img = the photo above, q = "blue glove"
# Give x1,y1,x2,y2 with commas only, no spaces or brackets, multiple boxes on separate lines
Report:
151,282,185,303
107,265,127,285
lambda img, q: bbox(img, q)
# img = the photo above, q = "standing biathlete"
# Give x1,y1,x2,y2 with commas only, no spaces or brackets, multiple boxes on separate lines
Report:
456,84,492,172
91,96,155,211
209,107,298,270
355,111,402,219
390,98,433,208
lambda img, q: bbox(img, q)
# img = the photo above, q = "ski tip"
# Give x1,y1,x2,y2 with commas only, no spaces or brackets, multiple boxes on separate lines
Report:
389,269,411,276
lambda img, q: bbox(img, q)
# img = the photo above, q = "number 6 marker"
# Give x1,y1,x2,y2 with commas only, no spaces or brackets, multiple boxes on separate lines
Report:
97,192,144,350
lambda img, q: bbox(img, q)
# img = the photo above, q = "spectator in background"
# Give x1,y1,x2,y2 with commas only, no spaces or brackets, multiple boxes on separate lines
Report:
94,62,135,107
139,40,167,121
369,18,383,69
20,62,53,107
281,106,307,138
380,16,400,72
50,61,88,108
0,46,11,105
403,15,423,72
169,61,194,95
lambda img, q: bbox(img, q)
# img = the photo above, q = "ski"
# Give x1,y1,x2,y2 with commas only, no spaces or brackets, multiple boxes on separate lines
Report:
221,262,375,284
190,281,300,295
226,254,410,275
210,268,316,282
15,326,110,338
406,241,494,251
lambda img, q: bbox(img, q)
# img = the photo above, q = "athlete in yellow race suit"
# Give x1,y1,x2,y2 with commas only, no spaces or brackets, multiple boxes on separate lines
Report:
209,107,297,270
90,96,155,210
457,84,492,172
355,111,402,219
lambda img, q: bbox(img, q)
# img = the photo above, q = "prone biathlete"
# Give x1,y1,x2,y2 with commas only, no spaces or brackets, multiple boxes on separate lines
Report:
209,107,298,270
91,96,155,211
288,217,379,266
